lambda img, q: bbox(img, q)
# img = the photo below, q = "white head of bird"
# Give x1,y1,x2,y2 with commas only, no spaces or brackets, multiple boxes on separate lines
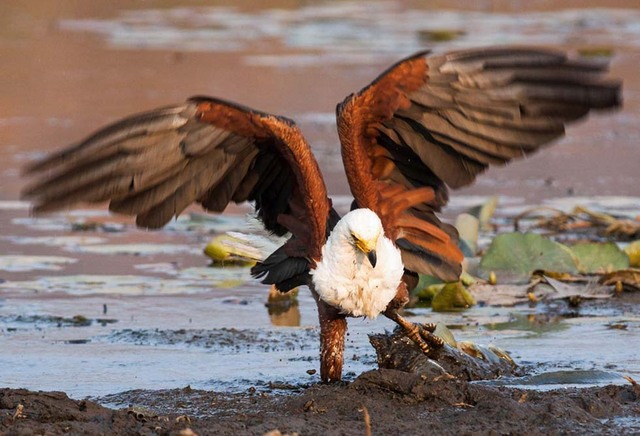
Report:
311,208,404,319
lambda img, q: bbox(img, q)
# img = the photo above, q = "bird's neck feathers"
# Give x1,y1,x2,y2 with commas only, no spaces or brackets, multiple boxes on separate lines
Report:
311,209,404,319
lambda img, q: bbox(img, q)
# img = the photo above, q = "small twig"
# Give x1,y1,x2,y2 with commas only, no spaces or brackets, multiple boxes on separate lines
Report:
359,406,371,436
513,206,568,232
432,373,456,382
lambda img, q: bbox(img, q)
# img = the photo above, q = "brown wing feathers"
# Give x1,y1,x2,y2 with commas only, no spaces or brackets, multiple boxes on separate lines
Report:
337,46,621,281
22,46,621,286
337,52,464,280
410,48,619,189
22,97,331,265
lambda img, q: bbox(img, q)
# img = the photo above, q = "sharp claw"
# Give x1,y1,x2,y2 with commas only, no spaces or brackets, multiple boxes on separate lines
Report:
406,324,429,352
421,322,438,333
384,311,444,357
416,339,431,354
403,322,444,356
420,328,444,348
416,322,444,352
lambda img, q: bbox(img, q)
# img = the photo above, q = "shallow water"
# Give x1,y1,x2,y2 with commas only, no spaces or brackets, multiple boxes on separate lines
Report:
1,203,639,399
1,0,639,400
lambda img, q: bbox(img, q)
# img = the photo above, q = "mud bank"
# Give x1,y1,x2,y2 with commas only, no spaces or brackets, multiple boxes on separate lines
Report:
2,370,639,435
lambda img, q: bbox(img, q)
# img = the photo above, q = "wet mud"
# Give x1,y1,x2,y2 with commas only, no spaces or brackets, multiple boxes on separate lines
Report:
105,327,319,353
2,372,639,435
1,294,639,435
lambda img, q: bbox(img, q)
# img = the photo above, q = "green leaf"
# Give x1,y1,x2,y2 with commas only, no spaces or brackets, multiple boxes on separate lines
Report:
478,196,499,231
455,213,479,256
203,234,260,266
624,240,640,267
570,242,629,274
479,233,578,284
466,196,498,231
412,275,442,301
433,323,457,347
431,281,475,312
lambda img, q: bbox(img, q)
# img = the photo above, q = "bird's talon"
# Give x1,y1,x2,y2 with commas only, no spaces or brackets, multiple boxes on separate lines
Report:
421,322,437,333
415,323,444,351
405,324,442,359
417,341,431,354
426,333,444,348
400,321,445,357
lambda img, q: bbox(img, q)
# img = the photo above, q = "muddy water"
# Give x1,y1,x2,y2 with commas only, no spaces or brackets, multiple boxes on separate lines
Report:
1,1,639,400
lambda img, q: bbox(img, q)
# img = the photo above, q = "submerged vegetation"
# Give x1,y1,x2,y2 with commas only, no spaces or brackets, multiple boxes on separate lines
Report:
411,198,640,311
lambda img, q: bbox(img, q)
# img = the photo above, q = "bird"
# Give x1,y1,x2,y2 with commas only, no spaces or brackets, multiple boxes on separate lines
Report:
22,46,621,382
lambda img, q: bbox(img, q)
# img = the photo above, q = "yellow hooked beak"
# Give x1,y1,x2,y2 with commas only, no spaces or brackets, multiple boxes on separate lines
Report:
355,238,377,268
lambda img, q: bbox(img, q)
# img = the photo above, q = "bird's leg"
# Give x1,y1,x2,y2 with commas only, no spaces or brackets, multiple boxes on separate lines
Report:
384,281,444,356
313,293,347,382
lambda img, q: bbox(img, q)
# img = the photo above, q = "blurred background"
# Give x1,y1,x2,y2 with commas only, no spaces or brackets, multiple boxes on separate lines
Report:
1,0,638,201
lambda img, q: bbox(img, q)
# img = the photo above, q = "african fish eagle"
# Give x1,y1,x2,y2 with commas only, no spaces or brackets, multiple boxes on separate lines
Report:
22,47,621,382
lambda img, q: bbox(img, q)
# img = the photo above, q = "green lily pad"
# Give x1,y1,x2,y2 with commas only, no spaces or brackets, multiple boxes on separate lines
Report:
570,242,629,274
431,281,476,312
413,274,443,300
433,323,457,347
414,271,477,302
414,283,444,302
479,233,578,284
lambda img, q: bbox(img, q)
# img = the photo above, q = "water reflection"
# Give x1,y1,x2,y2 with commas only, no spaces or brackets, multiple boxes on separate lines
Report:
266,285,301,327
486,313,571,334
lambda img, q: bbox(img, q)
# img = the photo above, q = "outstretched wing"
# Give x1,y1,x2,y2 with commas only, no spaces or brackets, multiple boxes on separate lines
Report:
337,46,622,280
23,96,333,281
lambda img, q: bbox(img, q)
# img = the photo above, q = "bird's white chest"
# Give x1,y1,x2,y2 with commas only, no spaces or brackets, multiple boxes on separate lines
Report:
311,234,403,319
